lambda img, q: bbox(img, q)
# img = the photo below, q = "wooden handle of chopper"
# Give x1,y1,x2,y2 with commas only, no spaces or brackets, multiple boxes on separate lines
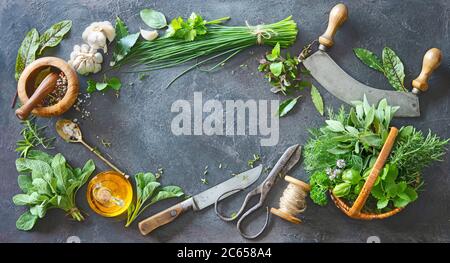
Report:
348,127,398,217
138,198,193,235
319,3,348,49
412,48,442,93
15,72,59,120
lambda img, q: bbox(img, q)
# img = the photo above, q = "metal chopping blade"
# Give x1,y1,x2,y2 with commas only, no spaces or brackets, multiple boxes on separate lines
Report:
303,51,420,117
192,165,263,210
302,3,442,118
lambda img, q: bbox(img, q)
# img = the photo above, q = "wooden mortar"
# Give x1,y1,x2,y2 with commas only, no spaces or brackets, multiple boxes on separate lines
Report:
16,57,79,119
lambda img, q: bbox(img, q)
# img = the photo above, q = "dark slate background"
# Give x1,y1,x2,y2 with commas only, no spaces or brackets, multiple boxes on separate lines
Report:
1,0,449,243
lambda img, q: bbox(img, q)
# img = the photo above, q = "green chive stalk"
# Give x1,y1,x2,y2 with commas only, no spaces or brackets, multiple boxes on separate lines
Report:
113,16,298,72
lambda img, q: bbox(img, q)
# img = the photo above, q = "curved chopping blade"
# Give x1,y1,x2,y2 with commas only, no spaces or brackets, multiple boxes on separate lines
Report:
303,51,420,117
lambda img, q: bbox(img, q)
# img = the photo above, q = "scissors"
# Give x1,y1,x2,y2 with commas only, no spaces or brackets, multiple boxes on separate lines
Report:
214,144,302,239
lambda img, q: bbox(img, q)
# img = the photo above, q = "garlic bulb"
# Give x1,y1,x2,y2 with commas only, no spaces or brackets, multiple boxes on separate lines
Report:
140,29,158,41
82,21,115,53
68,44,103,75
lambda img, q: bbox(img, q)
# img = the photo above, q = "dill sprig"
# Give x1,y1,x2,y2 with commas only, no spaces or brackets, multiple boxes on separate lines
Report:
15,117,55,157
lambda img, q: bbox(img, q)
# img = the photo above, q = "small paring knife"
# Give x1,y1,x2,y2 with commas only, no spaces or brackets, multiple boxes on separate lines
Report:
302,3,442,117
138,165,263,235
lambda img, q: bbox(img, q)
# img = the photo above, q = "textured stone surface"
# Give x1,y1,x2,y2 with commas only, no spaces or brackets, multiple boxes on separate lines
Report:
0,0,449,243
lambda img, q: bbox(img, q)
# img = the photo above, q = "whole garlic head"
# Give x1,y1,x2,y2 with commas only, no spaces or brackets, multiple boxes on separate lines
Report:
82,21,115,53
68,44,103,75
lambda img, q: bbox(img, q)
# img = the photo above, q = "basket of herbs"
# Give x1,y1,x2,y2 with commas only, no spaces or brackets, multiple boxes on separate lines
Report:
304,96,448,219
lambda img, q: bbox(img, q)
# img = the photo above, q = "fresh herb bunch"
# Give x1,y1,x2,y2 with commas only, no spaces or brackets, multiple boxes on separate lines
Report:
354,47,407,92
258,43,324,117
13,150,95,230
126,172,184,227
112,15,298,75
305,96,448,211
258,43,307,94
16,117,55,157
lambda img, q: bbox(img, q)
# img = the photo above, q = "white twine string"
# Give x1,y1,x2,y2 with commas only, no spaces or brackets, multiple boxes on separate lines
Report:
245,21,277,45
278,183,307,215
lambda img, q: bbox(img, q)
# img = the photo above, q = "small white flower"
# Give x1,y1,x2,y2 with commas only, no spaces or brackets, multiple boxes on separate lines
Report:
325,167,332,175
336,159,346,169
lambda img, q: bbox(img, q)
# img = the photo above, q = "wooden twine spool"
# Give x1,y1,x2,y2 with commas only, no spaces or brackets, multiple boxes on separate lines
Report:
331,127,402,220
270,176,311,224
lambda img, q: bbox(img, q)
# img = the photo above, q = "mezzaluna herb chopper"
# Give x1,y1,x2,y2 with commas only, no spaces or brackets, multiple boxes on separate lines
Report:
301,3,442,117
55,119,132,217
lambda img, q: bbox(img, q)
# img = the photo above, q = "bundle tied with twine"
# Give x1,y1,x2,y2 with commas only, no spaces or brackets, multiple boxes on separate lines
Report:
113,16,298,81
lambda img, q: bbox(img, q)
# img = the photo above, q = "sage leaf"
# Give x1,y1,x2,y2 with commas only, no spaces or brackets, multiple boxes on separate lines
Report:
310,85,324,116
16,211,38,231
269,62,283,77
140,9,167,29
325,120,345,132
382,47,406,92
18,175,33,193
38,20,72,55
15,28,40,80
353,48,384,73
278,96,300,117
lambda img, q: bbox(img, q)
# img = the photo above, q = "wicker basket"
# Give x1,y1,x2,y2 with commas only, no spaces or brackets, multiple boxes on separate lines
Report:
330,127,402,220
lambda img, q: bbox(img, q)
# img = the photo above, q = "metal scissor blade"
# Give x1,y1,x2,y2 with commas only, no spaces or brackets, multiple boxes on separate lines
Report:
270,144,302,178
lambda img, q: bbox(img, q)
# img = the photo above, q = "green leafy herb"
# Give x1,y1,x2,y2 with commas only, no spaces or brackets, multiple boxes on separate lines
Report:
16,117,55,157
111,17,140,65
38,20,72,55
353,47,406,92
258,43,308,94
140,9,167,29
247,154,261,168
353,48,384,73
304,97,448,210
382,47,406,92
125,172,184,227
13,151,95,230
87,77,122,93
310,85,324,116
15,28,40,80
165,12,229,41
278,96,301,117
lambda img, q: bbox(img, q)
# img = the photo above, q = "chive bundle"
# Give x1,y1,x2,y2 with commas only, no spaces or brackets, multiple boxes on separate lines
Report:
113,16,298,72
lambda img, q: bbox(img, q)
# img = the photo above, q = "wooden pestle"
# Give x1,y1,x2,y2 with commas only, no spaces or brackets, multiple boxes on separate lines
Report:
15,72,59,120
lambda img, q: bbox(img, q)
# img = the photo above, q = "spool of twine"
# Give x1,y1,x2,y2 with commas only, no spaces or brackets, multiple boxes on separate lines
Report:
270,176,310,224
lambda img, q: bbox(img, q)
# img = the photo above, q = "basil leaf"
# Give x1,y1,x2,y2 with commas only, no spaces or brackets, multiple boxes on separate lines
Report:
15,28,40,80
353,48,384,73
140,9,167,29
376,198,389,209
332,182,351,197
38,20,72,55
115,16,129,40
277,96,300,117
382,47,406,92
96,83,108,91
16,211,38,231
269,62,283,77
310,85,324,116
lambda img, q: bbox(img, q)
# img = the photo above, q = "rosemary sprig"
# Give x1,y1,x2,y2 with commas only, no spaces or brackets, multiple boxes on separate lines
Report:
15,117,55,157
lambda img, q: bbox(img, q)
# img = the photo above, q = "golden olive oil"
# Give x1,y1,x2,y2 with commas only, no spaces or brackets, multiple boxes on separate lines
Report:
87,170,133,217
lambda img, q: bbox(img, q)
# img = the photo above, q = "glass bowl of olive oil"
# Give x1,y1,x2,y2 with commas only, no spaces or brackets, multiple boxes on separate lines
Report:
87,170,133,217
